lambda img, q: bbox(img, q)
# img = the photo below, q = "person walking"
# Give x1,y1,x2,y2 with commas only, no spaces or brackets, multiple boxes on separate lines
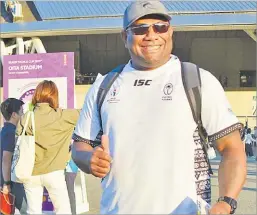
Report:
1,98,27,214
243,128,255,157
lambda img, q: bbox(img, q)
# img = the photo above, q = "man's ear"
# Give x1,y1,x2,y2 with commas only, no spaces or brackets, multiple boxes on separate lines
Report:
10,112,16,119
169,25,174,38
121,30,128,48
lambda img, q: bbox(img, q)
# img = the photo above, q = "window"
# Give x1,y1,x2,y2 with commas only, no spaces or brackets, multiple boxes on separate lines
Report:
240,70,256,87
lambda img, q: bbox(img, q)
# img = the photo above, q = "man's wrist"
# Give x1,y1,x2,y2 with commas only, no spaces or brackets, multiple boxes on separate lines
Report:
217,196,237,214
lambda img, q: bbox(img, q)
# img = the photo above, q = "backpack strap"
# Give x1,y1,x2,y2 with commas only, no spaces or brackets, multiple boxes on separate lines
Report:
96,64,126,130
181,62,213,175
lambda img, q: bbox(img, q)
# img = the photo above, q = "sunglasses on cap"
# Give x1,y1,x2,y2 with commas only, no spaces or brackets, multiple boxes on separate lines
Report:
126,22,170,35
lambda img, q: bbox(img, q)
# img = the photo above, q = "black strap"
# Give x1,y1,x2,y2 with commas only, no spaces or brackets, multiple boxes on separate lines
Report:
181,62,213,175
96,64,126,130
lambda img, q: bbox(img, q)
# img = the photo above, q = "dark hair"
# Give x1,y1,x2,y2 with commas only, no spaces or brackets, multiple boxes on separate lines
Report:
32,80,59,109
0,98,24,121
247,128,251,134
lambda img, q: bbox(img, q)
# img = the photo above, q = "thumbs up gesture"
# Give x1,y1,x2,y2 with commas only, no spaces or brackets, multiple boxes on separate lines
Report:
91,135,112,178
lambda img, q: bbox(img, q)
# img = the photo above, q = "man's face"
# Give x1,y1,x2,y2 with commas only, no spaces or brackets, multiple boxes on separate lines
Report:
123,17,173,70
12,106,23,124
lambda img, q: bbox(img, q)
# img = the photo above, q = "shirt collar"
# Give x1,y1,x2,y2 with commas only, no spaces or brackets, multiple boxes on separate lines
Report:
3,122,16,130
34,103,56,112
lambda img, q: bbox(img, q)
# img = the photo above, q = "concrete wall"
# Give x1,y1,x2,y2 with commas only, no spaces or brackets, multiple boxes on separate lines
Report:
41,34,130,76
190,36,255,88
226,90,256,127
173,30,256,88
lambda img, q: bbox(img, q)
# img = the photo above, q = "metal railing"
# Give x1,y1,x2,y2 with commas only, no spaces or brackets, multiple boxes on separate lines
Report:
75,74,97,85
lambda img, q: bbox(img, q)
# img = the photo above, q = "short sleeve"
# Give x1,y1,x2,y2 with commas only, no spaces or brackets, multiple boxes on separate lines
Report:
73,78,103,143
200,69,243,142
2,132,15,152
60,109,80,125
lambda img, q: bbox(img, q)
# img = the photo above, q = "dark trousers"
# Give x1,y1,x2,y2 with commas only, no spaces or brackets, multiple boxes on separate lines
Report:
11,182,27,214
245,144,253,157
65,172,77,215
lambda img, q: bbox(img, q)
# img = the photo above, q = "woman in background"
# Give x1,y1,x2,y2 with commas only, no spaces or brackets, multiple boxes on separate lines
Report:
16,80,80,214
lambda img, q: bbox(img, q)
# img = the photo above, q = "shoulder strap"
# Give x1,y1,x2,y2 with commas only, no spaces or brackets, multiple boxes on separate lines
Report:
181,62,202,125
21,111,35,137
181,62,213,175
21,111,31,136
96,64,126,129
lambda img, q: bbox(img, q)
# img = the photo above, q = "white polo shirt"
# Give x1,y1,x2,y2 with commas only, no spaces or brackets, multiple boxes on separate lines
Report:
74,55,242,214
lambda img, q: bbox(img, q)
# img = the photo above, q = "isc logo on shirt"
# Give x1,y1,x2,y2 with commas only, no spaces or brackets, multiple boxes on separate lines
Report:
133,79,152,86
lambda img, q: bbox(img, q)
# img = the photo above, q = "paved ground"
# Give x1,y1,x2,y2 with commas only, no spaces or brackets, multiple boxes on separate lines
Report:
83,147,257,214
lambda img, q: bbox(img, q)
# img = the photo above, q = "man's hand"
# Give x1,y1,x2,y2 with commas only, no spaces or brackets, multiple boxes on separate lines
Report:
91,135,112,178
209,201,231,214
2,184,11,194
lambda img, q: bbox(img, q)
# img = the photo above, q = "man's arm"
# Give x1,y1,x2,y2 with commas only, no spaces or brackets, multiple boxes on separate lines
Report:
209,130,246,214
1,132,16,193
250,134,256,143
215,130,246,199
72,141,94,174
72,76,111,178
2,151,13,193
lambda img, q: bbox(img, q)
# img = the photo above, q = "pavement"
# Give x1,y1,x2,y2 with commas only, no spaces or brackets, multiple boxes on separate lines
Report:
83,147,257,214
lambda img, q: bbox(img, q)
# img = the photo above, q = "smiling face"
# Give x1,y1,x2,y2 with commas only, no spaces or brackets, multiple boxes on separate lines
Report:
122,15,173,70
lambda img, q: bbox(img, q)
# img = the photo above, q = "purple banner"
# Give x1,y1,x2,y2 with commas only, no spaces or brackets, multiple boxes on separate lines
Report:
3,52,74,108
42,188,54,212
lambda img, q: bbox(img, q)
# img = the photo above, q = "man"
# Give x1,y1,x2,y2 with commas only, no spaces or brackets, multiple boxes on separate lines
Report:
72,1,246,214
1,98,27,214
253,126,257,147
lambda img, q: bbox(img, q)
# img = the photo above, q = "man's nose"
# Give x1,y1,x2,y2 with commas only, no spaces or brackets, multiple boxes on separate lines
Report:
144,26,158,40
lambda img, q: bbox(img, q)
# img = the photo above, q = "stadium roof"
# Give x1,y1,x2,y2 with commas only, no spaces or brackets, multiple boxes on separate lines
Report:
0,1,256,38
31,1,257,20
1,13,256,38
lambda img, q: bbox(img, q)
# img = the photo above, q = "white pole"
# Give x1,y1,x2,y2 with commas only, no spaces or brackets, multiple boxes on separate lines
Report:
32,37,46,53
0,39,7,64
16,37,24,54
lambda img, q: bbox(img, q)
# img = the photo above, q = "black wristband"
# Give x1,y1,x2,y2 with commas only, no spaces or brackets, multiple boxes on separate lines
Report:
4,180,11,185
217,196,237,214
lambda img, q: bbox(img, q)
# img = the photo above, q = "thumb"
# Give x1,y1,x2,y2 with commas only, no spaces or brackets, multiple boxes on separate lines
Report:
101,134,110,154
